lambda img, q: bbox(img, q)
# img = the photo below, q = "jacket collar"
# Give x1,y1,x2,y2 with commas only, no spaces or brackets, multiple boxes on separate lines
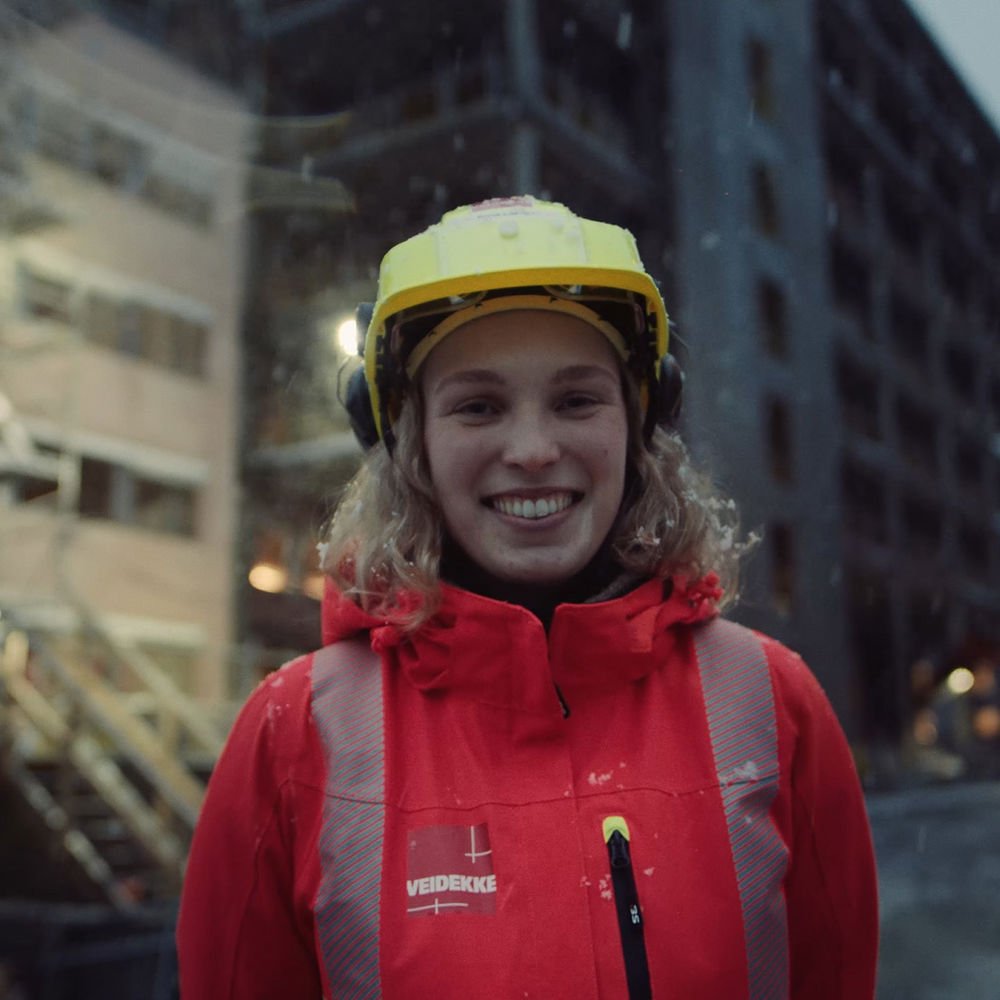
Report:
321,575,721,712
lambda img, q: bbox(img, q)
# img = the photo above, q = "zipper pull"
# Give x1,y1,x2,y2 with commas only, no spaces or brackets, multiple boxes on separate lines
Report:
602,816,652,1000
604,816,632,866
608,829,631,869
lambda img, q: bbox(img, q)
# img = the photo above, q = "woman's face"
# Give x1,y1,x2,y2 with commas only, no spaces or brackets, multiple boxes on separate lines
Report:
421,310,629,586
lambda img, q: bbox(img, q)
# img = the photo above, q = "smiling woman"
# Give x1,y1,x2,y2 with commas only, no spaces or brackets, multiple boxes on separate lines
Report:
421,312,628,589
178,198,879,1000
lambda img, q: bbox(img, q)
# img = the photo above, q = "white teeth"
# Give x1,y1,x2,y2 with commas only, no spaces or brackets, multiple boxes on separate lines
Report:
493,493,573,520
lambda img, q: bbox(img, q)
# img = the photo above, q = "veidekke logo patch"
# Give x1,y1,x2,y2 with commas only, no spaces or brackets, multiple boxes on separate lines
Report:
406,824,496,916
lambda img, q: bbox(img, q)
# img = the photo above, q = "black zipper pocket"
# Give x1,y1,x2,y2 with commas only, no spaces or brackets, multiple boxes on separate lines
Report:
603,816,653,1000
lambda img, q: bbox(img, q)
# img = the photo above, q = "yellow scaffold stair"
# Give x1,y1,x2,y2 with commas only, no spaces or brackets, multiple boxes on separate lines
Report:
0,600,225,905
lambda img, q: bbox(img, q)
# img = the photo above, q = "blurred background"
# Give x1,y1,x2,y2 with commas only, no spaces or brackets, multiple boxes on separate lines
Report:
0,0,998,995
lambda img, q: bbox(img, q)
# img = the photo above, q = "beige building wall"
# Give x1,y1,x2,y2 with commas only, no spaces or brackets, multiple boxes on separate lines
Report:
0,14,249,702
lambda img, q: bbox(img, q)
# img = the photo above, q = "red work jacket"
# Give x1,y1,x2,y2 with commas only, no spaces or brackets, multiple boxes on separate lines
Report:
178,576,878,998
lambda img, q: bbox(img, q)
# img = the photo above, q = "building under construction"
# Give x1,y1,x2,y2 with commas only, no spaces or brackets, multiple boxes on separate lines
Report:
1,0,999,956
219,0,1000,767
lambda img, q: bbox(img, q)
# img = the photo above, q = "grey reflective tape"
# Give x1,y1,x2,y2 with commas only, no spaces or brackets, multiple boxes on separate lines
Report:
312,636,385,1000
693,618,789,999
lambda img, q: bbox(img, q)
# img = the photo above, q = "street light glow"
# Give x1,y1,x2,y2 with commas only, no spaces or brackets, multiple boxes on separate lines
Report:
337,318,358,356
248,562,288,594
946,667,975,695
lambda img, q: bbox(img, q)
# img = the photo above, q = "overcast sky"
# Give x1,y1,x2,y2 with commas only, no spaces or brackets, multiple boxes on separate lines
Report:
905,0,1000,135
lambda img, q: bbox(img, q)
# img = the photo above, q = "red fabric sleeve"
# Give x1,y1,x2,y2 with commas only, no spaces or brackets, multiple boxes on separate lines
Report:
177,657,324,1000
766,639,879,1000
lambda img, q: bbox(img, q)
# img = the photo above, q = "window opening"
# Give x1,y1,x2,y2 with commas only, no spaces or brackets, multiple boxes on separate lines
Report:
765,396,794,483
753,162,781,238
769,522,795,617
757,278,788,359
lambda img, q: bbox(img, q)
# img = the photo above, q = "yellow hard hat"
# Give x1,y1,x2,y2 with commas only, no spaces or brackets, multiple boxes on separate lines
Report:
361,196,670,442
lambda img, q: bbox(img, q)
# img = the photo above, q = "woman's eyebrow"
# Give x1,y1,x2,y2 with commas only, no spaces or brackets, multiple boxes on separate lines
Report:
552,364,619,385
430,369,505,393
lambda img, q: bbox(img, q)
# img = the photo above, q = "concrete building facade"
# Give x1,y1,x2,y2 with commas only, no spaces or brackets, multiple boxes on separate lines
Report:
1,13,247,702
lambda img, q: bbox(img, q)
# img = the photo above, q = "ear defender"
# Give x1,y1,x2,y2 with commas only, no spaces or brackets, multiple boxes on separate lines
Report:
343,302,380,451
656,354,685,430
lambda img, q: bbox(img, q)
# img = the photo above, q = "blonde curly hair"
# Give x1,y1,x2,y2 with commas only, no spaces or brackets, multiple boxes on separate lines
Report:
321,360,754,631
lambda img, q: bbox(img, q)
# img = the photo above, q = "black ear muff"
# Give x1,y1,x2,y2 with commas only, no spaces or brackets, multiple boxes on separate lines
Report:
655,354,684,429
345,366,379,451
342,302,380,451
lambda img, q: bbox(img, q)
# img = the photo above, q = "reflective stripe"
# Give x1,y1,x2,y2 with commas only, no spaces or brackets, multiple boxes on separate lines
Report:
312,637,385,1000
693,618,789,1000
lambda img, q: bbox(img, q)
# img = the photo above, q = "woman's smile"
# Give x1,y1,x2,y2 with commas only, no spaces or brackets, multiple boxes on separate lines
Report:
486,490,578,520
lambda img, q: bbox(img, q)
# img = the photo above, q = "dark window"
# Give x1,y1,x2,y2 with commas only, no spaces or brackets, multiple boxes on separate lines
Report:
747,38,775,122
142,172,212,227
953,438,984,495
456,66,487,106
818,20,862,92
895,395,938,474
753,163,781,238
900,493,942,556
944,343,977,398
932,158,963,213
874,77,919,159
90,122,145,190
13,474,59,506
765,396,794,483
78,457,115,519
770,522,795,616
883,188,923,261
78,456,198,537
888,290,929,371
870,3,907,57
959,520,990,581
835,349,881,440
939,251,971,311
21,267,72,323
757,278,788,359
82,291,207,377
906,590,948,670
826,137,866,218
134,477,197,536
846,570,901,745
840,459,887,544
830,239,872,337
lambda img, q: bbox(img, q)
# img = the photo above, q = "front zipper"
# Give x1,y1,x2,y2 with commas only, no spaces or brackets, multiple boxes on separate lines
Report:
603,816,653,1000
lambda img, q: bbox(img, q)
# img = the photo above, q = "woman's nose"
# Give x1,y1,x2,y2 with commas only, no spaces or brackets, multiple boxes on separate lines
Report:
501,410,560,471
